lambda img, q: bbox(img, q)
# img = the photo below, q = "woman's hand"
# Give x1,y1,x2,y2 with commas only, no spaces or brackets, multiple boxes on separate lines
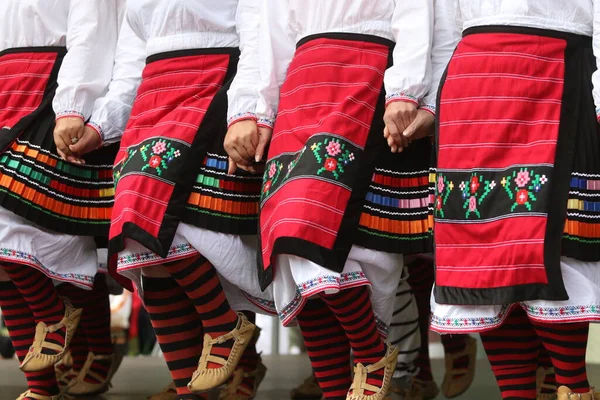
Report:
53,117,85,163
67,125,103,165
224,119,272,175
383,101,418,153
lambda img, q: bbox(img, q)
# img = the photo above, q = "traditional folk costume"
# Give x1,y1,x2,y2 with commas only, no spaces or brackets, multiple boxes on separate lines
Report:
429,1,600,399
250,1,435,399
98,1,272,399
0,1,120,399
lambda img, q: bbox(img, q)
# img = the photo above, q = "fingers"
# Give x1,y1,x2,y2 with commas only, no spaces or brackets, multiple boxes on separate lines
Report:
228,157,238,175
255,127,273,162
403,110,436,142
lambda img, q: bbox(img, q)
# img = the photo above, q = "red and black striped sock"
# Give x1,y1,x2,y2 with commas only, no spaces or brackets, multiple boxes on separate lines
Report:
1,264,66,356
406,256,435,382
164,256,239,370
142,275,207,400
480,307,539,399
297,298,351,400
537,344,556,394
320,286,387,396
57,275,113,383
0,280,59,397
531,320,590,394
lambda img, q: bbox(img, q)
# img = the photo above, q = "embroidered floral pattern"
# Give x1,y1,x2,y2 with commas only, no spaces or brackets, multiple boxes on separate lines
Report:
459,173,496,218
117,243,198,269
140,139,182,175
262,159,284,196
311,138,355,180
501,168,548,212
434,173,454,218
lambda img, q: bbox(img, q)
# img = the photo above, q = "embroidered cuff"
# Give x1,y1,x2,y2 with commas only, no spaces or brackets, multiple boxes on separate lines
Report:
55,110,85,121
597,108,600,122
420,104,436,116
86,121,104,148
385,93,419,108
257,117,275,129
227,112,257,128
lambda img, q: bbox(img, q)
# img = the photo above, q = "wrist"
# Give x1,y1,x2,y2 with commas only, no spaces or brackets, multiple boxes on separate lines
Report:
385,93,420,108
55,110,85,121
227,112,257,129
86,122,104,149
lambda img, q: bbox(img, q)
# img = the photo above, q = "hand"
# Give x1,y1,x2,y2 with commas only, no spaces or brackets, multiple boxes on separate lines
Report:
67,125,103,165
53,117,84,163
224,119,272,175
402,110,435,143
383,101,418,153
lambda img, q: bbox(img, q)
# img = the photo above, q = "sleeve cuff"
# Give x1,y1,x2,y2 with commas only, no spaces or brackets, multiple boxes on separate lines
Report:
257,117,275,129
420,104,436,116
385,93,420,108
86,121,104,148
227,112,258,128
55,110,85,121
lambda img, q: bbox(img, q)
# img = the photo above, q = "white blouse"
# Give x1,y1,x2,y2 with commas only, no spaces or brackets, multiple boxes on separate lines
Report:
427,0,600,115
253,0,435,128
0,0,120,121
88,0,261,144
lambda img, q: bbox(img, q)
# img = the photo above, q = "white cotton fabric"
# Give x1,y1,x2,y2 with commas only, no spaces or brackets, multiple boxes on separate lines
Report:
0,207,97,289
431,257,600,334
0,0,120,120
88,0,262,143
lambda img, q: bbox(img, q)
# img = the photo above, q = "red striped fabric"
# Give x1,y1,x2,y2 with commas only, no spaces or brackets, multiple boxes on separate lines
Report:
0,51,57,129
259,37,390,272
435,32,566,292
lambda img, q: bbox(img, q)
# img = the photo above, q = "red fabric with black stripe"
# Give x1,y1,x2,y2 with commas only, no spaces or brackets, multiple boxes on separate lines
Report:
259,35,391,281
0,50,57,130
432,29,589,304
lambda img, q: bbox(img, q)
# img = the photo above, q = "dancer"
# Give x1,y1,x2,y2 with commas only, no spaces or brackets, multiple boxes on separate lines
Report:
423,1,600,399
0,1,119,399
70,1,273,399
225,1,436,399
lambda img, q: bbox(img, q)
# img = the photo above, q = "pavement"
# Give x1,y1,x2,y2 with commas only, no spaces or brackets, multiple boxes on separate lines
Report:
1,355,599,400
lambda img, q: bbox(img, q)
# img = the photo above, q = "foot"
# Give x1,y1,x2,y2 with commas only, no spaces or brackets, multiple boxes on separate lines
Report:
66,351,124,396
348,343,399,400
537,367,557,399
386,377,422,400
20,299,82,372
441,336,477,398
291,375,322,400
54,351,73,380
556,386,597,400
218,356,267,399
147,382,177,400
187,313,256,392
16,391,65,400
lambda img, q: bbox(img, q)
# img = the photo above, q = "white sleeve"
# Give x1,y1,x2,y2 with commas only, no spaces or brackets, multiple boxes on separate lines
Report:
255,0,296,128
87,14,146,145
227,0,261,127
593,0,600,119
52,0,119,121
384,0,434,108
420,0,462,115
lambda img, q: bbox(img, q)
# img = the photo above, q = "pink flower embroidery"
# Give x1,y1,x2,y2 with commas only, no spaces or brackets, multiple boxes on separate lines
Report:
149,155,162,168
264,180,272,193
516,189,529,205
324,158,338,172
437,176,445,193
515,170,531,188
470,176,480,194
468,196,477,212
268,163,277,178
152,141,167,155
325,141,342,157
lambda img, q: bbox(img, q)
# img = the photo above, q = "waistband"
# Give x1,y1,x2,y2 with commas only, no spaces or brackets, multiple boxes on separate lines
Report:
146,47,240,65
296,32,394,50
463,25,592,47
0,46,67,57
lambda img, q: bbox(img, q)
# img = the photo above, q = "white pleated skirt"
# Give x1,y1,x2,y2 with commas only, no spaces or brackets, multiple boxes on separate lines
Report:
431,256,600,334
0,207,97,289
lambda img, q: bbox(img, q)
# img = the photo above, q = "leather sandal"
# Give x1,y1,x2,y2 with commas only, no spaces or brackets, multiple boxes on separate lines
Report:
147,382,177,400
291,374,322,399
556,386,598,400
441,336,477,398
218,355,267,399
537,366,557,400
66,351,124,396
187,312,256,392
20,299,82,372
348,343,399,400
16,391,67,400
